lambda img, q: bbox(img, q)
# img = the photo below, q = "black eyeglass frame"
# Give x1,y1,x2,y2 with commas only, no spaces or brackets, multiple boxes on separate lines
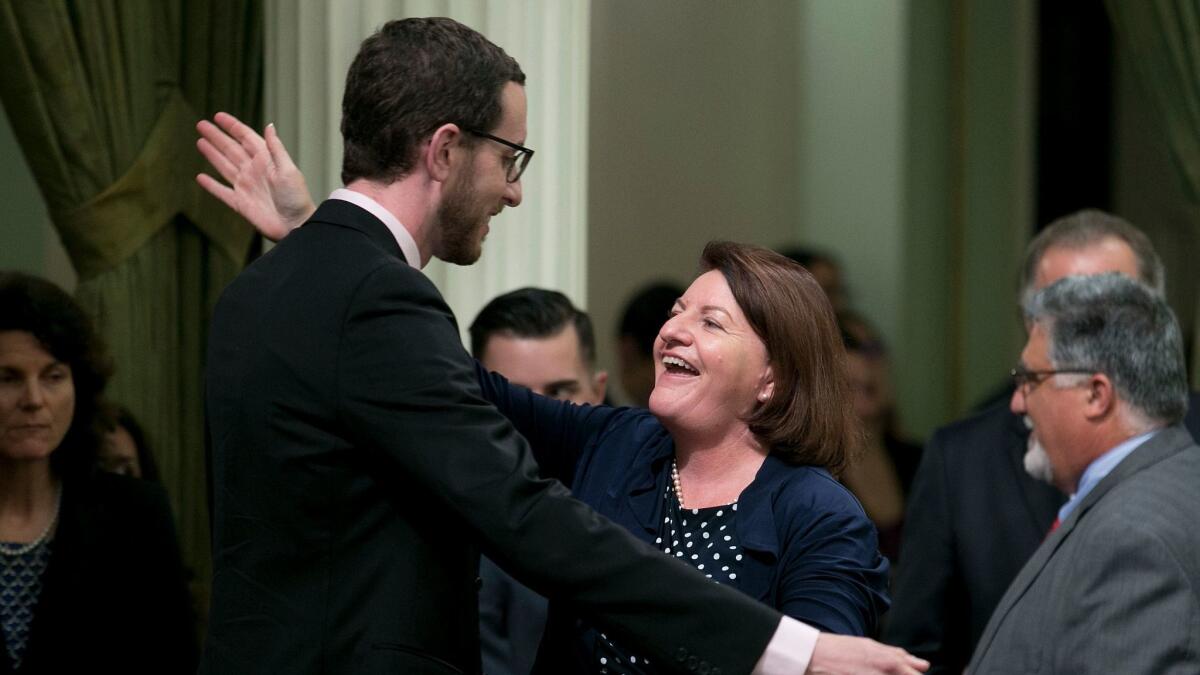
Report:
1010,366,1096,393
463,128,534,183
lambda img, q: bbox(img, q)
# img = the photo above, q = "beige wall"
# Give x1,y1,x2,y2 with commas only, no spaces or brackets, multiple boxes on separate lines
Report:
587,0,1036,437
794,0,907,358
587,1,804,403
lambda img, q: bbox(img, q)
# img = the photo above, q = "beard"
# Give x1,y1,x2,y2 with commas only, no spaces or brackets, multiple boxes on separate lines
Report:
433,169,491,266
1022,422,1055,485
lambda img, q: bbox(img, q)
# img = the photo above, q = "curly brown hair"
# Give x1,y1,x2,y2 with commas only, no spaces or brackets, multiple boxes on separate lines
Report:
0,272,113,477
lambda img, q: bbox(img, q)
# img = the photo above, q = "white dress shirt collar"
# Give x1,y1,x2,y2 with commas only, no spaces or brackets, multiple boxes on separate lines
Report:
329,188,423,269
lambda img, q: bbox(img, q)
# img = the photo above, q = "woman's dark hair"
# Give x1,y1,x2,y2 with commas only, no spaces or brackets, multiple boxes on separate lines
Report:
0,272,113,477
470,287,597,368
700,242,860,475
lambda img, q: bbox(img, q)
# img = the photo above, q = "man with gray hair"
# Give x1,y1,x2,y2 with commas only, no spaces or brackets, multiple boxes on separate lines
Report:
885,209,1200,673
967,273,1200,672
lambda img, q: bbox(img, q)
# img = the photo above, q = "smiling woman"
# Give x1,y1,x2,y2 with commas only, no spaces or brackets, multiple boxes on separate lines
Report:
475,241,888,673
0,272,196,674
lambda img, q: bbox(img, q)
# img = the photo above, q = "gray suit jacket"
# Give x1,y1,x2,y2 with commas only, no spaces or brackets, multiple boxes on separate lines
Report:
967,424,1200,674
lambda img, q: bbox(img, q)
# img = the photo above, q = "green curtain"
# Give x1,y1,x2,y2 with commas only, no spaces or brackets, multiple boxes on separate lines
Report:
1106,1,1200,204
0,0,262,615
1105,1,1200,383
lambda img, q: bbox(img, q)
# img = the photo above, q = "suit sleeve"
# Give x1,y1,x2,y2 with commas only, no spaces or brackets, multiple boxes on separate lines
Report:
883,428,970,674
336,264,781,675
1056,514,1200,674
474,360,616,484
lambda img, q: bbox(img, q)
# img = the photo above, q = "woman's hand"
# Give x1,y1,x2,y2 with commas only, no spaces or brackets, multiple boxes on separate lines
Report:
196,112,316,241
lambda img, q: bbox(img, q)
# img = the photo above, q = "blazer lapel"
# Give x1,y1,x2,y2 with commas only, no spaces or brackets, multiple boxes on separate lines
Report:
733,475,780,604
613,442,673,537
971,424,1192,666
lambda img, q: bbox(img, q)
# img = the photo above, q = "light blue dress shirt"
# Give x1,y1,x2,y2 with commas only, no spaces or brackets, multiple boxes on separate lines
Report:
1058,428,1158,523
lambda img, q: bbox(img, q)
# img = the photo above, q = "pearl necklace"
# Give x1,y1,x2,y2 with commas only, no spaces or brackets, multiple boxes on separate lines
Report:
0,484,62,557
671,458,686,509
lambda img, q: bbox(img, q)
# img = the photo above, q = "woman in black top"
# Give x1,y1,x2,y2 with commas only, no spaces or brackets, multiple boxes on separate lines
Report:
0,272,196,674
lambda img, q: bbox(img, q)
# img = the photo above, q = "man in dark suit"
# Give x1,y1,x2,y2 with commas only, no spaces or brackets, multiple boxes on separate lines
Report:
199,17,926,675
884,209,1200,673
468,288,606,675
968,273,1200,673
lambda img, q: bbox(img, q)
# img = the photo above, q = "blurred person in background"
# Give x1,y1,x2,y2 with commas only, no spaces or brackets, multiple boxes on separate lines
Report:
616,282,685,407
837,312,921,564
96,403,161,482
0,272,195,674
779,246,847,314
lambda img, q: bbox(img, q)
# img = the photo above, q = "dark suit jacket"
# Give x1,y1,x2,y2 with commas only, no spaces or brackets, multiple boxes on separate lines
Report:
475,364,890,671
201,200,781,675
2,470,196,675
884,395,1200,673
968,425,1200,673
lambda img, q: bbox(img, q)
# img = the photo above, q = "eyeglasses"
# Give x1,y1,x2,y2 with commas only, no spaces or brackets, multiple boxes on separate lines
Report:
1010,366,1095,394
463,128,534,183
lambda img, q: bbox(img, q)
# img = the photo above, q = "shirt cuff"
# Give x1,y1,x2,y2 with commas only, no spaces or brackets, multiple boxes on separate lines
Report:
752,617,819,675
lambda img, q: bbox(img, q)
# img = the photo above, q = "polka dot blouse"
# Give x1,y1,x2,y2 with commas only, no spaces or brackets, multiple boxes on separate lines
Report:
590,486,744,674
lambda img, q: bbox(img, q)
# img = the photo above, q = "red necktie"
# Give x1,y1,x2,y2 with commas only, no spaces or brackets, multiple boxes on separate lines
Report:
1049,517,1061,533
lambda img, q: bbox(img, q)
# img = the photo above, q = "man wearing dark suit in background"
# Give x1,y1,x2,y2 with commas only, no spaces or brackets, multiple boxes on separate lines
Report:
885,209,1200,673
969,273,1200,673
469,288,607,675
198,17,926,675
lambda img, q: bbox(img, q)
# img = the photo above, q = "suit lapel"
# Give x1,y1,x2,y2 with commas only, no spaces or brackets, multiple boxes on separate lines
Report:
733,475,780,604
970,424,1192,666
614,440,673,536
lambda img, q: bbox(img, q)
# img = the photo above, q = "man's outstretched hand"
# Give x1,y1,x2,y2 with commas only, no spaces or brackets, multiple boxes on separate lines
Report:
196,112,316,241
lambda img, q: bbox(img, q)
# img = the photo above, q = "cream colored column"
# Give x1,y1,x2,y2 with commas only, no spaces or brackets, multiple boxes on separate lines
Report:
265,0,590,339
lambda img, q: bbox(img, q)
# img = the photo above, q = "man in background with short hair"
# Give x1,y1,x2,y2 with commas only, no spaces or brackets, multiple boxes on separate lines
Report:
471,287,607,407
469,287,605,675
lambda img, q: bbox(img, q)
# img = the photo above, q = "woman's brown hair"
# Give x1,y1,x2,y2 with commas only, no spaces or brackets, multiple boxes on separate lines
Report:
0,271,113,477
700,241,861,475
